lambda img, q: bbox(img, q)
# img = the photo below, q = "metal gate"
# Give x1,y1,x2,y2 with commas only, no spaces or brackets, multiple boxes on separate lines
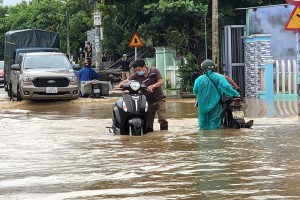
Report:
221,25,246,96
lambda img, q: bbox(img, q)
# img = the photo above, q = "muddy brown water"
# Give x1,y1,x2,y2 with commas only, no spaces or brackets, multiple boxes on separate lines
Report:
0,90,299,199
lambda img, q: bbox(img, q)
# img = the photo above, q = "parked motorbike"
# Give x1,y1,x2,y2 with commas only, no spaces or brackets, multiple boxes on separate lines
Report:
221,95,253,129
110,73,156,136
80,80,102,98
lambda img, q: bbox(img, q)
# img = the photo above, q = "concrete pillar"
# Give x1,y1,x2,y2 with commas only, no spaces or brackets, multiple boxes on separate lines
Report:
264,56,274,100
163,46,175,70
244,36,259,98
244,34,272,99
155,46,175,79
263,54,276,117
155,47,165,77
171,57,182,88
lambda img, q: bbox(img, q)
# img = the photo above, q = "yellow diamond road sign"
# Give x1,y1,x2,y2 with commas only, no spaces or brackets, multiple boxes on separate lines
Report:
128,33,143,47
285,6,300,30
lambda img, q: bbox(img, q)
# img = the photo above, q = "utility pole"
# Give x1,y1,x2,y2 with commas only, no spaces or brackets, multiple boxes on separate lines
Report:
62,0,70,58
212,0,219,71
66,5,70,58
204,12,207,59
93,0,103,70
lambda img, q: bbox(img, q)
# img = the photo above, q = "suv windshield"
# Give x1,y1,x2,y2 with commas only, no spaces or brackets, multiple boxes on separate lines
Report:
24,54,71,70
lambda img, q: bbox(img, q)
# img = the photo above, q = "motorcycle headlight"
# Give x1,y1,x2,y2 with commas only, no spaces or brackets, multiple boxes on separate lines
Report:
130,81,140,91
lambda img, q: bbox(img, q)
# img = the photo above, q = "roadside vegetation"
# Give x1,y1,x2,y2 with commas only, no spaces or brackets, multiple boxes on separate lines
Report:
0,0,285,60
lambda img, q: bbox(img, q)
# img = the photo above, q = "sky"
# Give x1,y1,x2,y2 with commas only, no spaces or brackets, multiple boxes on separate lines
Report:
3,0,31,6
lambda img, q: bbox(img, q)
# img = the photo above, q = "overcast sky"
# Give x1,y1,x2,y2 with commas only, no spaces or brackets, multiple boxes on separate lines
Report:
3,0,31,6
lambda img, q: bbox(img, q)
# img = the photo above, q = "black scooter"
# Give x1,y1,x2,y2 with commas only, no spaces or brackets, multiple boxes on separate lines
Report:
222,95,253,129
110,73,156,136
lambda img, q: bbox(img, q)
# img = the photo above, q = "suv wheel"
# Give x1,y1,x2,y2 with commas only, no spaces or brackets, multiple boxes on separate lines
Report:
16,85,23,102
9,85,13,101
4,81,8,92
7,83,11,97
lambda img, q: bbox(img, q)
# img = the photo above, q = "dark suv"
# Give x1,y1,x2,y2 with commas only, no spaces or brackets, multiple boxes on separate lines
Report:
10,52,79,101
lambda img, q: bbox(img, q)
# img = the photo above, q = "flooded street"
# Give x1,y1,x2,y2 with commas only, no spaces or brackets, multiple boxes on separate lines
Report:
0,87,299,199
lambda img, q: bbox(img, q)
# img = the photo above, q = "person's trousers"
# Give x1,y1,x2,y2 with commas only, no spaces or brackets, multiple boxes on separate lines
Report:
122,71,130,80
199,103,222,130
147,98,168,131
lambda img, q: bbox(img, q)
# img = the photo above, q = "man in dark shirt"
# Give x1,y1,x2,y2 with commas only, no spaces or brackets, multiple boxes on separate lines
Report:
120,54,130,80
116,59,168,132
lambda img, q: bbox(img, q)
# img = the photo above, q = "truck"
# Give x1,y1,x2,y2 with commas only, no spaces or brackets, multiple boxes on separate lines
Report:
3,29,60,98
10,52,80,101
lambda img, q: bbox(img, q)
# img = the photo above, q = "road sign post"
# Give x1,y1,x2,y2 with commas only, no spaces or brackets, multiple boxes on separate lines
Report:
128,33,144,61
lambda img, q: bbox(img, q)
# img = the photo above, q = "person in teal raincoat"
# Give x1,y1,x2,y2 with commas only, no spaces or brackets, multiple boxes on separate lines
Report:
193,59,240,130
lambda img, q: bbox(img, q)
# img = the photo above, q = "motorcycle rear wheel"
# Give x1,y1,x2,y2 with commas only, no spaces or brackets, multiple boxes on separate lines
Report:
233,121,241,129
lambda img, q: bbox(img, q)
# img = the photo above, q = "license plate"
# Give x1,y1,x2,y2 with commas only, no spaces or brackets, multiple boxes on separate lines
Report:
93,89,100,93
46,87,58,93
232,111,244,119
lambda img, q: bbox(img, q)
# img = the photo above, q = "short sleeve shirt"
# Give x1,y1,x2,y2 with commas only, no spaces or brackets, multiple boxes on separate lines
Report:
129,67,165,104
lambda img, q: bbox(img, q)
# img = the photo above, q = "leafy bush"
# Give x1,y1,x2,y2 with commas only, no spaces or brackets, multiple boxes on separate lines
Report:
178,52,199,92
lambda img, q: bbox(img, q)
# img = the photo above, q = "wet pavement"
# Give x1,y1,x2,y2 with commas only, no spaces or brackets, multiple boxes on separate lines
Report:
0,87,299,199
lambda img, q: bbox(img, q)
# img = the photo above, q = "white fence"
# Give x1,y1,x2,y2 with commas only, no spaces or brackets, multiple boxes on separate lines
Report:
274,60,298,95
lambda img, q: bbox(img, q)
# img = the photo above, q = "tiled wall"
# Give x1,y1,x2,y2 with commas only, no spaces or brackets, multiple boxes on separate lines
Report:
244,35,271,98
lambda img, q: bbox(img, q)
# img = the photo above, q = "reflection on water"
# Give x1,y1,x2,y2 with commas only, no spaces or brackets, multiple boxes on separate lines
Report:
0,98,199,120
0,114,299,199
244,98,298,118
0,97,298,120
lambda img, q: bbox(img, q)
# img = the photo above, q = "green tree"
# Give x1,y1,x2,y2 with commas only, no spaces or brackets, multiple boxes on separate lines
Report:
141,0,207,56
0,0,93,57
99,0,156,58
0,0,286,61
60,0,93,55
0,6,8,41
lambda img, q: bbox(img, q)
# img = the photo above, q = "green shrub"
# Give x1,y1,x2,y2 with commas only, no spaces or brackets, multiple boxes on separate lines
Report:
178,52,199,92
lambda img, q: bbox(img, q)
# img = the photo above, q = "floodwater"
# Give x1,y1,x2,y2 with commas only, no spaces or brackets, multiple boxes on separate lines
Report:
0,87,299,200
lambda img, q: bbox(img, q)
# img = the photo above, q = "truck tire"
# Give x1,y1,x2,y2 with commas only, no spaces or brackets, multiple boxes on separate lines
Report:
6,83,10,97
4,81,8,92
16,85,23,102
9,85,13,101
